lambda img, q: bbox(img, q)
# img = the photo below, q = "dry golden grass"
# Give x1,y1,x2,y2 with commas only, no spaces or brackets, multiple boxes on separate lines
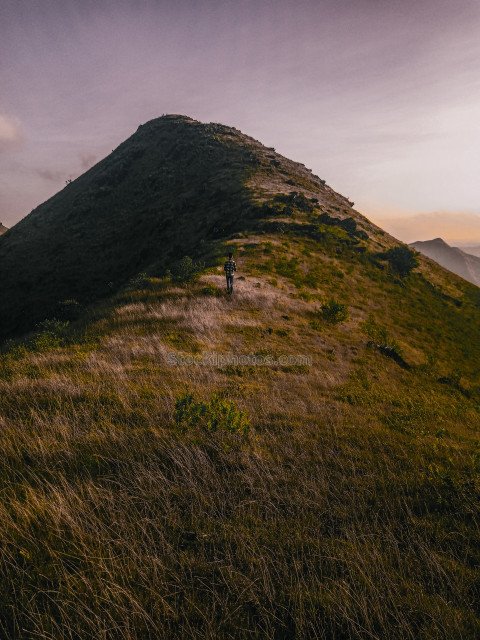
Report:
1,115,478,638
0,236,479,639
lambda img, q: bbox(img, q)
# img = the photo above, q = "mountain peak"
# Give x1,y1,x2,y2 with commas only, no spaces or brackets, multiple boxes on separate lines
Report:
138,113,197,128
0,117,386,338
412,237,449,247
411,237,480,286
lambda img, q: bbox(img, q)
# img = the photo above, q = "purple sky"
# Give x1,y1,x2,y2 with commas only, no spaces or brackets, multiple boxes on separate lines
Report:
1,0,480,243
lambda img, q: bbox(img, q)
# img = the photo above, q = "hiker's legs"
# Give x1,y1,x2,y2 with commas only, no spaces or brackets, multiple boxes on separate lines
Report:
226,275,234,293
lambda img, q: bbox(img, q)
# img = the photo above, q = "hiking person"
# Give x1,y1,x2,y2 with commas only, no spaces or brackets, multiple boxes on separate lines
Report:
224,252,237,294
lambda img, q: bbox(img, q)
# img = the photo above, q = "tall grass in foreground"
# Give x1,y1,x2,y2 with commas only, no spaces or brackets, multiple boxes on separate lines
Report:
0,365,478,639
0,255,478,639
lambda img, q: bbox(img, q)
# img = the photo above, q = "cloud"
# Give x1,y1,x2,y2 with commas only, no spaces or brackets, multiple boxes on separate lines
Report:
32,153,96,186
36,168,65,182
0,113,23,151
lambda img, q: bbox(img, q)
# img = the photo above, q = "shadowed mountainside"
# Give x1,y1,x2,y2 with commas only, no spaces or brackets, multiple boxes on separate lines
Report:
0,116,479,639
0,114,379,340
411,237,480,286
0,223,7,235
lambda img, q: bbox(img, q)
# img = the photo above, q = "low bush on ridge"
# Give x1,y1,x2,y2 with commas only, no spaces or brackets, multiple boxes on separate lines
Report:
310,300,349,328
319,299,349,324
362,315,409,368
174,392,250,435
31,319,70,351
169,256,205,284
380,245,419,277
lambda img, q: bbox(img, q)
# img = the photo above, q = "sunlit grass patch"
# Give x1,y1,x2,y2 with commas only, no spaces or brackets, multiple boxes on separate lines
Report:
174,391,250,435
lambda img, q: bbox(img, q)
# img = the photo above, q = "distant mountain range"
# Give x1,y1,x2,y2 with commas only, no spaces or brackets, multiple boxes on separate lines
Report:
459,245,480,258
410,237,480,286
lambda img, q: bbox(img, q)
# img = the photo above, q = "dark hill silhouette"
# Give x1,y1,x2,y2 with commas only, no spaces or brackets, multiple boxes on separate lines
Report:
410,237,480,286
0,114,380,339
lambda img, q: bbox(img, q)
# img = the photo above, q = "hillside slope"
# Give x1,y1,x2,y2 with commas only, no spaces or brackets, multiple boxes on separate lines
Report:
462,244,480,258
0,223,7,235
0,114,378,340
411,237,480,286
0,116,479,639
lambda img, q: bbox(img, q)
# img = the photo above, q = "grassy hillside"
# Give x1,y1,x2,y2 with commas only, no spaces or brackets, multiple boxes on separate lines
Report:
0,117,479,639
0,114,385,341
0,115,254,338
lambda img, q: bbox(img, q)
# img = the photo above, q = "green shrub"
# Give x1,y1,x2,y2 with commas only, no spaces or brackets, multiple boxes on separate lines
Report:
362,316,390,345
296,289,312,302
169,256,204,284
174,392,250,435
273,256,303,287
200,283,222,296
0,341,30,380
319,300,349,324
381,246,419,277
317,213,368,240
1,339,28,359
36,318,70,335
272,191,314,213
315,223,352,244
55,299,82,321
362,316,401,348
31,319,70,351
258,202,277,217
126,272,148,290
362,316,408,368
